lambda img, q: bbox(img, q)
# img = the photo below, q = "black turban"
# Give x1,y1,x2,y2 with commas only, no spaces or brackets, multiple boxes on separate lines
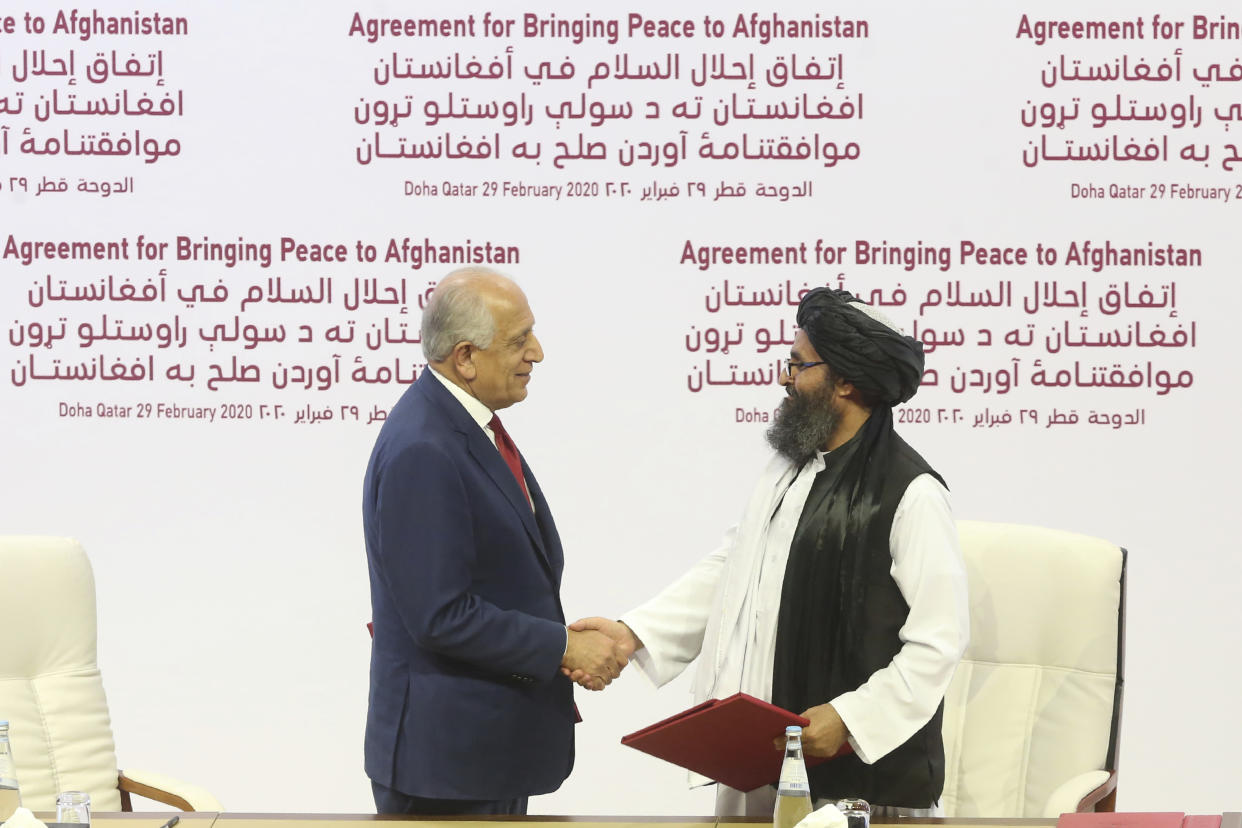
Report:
795,287,924,406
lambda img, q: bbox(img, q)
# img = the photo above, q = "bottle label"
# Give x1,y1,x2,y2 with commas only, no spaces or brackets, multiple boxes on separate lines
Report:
777,759,809,793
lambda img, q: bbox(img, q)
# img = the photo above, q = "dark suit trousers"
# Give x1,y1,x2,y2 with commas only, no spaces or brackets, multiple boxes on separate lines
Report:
372,781,529,816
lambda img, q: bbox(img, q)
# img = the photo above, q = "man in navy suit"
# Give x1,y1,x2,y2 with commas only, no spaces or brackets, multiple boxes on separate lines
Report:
362,267,627,815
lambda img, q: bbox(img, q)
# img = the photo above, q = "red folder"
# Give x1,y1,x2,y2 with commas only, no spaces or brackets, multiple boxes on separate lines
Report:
621,692,845,792
1057,815,1190,828
1183,817,1223,828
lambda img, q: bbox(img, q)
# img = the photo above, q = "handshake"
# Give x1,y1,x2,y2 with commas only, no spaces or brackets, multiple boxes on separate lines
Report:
560,617,643,691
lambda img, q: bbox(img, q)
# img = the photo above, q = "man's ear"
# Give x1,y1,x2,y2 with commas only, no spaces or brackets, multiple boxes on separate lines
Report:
835,378,861,402
452,341,477,381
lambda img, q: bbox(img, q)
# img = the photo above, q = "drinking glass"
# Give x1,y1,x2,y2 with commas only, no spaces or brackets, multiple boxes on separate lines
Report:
55,791,91,824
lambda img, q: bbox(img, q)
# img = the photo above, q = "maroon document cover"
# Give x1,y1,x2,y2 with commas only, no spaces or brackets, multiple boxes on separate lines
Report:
621,692,845,792
1057,814,1186,828
1182,817,1223,828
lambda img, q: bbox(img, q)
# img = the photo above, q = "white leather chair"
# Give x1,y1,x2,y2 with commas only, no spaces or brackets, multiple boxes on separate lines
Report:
0,536,221,811
940,521,1124,817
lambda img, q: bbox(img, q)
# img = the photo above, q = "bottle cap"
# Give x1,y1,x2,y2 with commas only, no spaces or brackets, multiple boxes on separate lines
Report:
785,725,802,735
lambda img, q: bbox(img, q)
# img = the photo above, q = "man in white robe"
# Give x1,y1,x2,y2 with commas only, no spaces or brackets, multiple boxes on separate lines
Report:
569,289,970,816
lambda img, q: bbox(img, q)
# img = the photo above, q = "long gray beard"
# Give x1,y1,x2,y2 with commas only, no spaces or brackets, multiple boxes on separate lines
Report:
765,386,841,466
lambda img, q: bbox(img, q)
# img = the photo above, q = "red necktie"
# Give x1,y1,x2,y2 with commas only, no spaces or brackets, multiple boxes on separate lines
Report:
488,414,531,504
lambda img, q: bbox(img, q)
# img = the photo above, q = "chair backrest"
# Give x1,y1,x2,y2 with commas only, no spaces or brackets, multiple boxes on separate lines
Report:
941,521,1125,817
0,536,122,810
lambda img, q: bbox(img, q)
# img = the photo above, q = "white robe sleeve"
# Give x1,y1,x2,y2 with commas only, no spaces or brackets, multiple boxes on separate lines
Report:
828,474,970,763
622,525,736,688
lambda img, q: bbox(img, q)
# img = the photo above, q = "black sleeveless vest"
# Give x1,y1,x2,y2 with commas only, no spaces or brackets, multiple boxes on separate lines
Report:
780,433,946,807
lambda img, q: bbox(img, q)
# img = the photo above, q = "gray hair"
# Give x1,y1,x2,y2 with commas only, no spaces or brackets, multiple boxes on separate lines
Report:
420,269,498,361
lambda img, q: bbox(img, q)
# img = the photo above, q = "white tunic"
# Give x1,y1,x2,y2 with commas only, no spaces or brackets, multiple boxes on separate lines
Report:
624,450,970,814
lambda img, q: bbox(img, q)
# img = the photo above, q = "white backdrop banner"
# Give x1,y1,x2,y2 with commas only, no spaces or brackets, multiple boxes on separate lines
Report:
2,0,1239,815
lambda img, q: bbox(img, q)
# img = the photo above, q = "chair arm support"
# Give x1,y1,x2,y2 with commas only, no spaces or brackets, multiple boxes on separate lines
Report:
1041,770,1115,817
1076,769,1119,812
118,769,223,812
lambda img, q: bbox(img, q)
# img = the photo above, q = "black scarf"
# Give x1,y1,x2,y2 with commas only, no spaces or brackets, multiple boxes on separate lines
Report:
770,405,895,715
771,286,930,714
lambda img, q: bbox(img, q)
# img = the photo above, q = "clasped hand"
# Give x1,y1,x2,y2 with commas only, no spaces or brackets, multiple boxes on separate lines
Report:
771,702,850,757
559,617,641,691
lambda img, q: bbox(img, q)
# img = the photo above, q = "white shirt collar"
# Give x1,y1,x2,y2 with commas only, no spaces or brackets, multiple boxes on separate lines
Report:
429,367,532,510
429,366,495,439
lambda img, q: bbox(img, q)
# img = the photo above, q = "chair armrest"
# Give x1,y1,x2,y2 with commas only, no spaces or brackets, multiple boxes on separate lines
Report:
1041,770,1115,817
1076,769,1119,812
118,769,223,812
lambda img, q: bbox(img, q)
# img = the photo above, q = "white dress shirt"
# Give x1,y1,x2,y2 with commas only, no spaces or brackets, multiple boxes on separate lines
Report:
429,366,499,447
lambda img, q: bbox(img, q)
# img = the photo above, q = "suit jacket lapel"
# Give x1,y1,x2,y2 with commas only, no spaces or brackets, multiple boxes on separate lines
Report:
417,372,554,573
466,436,550,564
523,458,562,587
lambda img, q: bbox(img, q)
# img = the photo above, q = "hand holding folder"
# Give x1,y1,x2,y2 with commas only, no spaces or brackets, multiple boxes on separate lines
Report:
621,692,851,792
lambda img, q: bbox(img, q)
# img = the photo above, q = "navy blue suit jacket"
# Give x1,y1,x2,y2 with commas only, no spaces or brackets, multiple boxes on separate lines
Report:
362,370,574,800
